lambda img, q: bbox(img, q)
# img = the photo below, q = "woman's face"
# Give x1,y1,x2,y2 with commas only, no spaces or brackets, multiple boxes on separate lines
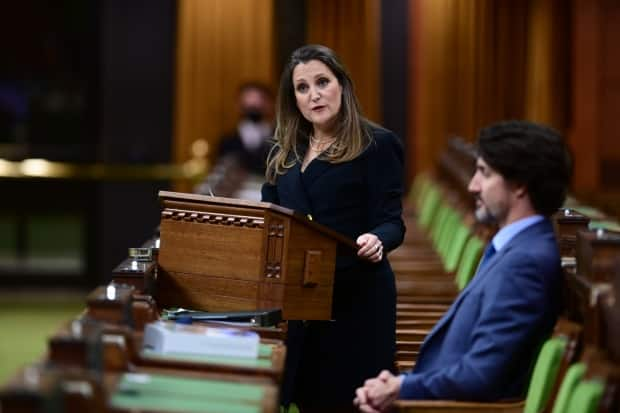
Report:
292,59,343,134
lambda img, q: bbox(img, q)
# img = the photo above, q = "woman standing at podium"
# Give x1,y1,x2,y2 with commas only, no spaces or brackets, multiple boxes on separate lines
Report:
262,44,405,412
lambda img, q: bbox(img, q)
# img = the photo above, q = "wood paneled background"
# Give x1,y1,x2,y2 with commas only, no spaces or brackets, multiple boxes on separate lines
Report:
174,0,276,192
570,0,620,193
408,0,570,176
305,0,381,123
173,0,620,199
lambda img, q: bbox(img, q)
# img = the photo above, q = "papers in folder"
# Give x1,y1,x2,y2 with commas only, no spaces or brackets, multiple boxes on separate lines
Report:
142,321,260,359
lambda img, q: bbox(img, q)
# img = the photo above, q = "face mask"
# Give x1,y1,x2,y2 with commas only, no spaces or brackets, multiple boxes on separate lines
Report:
242,107,264,123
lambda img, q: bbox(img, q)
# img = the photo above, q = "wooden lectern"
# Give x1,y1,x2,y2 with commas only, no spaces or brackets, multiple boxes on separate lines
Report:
156,191,356,320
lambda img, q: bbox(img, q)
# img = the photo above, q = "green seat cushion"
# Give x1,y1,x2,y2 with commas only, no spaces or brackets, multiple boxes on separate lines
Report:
409,172,431,208
436,209,459,263
455,236,484,290
551,363,586,413
430,205,450,247
566,379,605,413
419,187,442,230
523,337,567,413
444,222,470,273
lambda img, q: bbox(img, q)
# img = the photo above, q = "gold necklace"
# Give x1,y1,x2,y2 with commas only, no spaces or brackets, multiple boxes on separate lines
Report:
309,135,335,152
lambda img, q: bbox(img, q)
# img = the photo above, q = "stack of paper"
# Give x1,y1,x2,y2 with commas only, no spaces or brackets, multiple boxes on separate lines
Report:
142,321,260,359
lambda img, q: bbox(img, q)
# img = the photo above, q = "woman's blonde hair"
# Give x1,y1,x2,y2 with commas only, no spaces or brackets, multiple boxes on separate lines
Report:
265,44,371,184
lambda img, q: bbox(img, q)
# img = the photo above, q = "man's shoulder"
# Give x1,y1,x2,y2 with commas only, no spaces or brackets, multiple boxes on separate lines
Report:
498,221,561,282
508,218,556,249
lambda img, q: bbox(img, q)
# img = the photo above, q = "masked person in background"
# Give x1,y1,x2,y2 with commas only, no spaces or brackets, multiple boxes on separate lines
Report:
217,82,275,176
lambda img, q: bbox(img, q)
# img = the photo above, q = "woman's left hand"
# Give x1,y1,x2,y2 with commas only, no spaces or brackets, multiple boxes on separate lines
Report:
357,233,384,263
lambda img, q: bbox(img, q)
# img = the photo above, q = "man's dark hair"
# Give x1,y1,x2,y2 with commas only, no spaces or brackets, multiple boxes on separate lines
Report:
238,82,274,100
477,120,572,216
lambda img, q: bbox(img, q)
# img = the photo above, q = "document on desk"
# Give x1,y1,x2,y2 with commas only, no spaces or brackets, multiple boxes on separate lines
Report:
142,321,260,359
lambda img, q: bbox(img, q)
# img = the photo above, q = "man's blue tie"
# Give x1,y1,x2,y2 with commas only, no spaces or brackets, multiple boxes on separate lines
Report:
476,242,496,274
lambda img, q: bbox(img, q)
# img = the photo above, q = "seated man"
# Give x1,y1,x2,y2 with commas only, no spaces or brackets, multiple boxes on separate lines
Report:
217,82,275,175
354,120,572,412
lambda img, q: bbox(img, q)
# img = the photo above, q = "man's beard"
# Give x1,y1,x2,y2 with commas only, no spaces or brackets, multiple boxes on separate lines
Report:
474,204,498,224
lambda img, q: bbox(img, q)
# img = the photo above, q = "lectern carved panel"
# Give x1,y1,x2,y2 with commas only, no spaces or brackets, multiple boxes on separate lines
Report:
161,208,264,228
266,219,285,279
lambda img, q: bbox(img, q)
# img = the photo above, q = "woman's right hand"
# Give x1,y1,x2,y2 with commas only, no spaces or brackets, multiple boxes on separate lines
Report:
356,233,383,263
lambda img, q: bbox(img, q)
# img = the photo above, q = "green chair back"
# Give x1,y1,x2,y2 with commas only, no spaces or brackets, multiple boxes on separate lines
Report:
566,379,605,413
418,187,442,231
429,205,450,247
444,221,470,273
435,208,459,261
455,236,484,290
409,172,430,209
281,403,300,413
523,337,567,413
551,363,587,413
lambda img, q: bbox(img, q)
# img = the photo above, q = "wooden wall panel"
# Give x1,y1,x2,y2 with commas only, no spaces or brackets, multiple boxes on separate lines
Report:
493,1,527,123
407,0,569,182
524,0,570,129
568,0,601,191
570,0,620,190
410,0,452,174
600,1,620,162
305,0,381,123
174,0,275,190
